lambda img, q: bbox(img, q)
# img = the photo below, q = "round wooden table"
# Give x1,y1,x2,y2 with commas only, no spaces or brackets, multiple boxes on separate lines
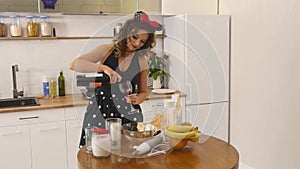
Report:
77,135,239,169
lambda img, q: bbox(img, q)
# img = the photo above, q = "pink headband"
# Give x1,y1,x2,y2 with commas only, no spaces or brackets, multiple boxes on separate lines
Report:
134,11,163,31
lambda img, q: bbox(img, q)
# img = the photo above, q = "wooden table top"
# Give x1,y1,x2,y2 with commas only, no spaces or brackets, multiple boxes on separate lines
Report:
77,135,239,169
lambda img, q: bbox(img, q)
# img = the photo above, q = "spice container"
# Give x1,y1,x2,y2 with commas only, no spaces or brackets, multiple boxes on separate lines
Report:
9,15,22,37
40,15,52,37
0,15,7,37
26,15,39,37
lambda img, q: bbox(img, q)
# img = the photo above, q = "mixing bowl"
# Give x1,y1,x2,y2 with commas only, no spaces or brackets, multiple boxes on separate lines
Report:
122,122,157,138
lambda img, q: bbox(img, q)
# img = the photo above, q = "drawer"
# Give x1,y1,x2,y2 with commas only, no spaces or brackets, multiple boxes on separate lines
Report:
17,109,65,124
0,108,65,126
0,112,27,126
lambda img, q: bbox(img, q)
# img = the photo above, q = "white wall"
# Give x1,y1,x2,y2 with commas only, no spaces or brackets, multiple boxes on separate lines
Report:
220,0,300,169
162,0,218,14
161,1,300,169
0,14,163,98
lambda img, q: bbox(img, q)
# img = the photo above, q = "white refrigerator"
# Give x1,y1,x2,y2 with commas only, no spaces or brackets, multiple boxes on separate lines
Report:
164,15,230,142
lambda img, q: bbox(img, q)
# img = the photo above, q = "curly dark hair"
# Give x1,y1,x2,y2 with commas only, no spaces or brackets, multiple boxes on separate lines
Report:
113,18,158,58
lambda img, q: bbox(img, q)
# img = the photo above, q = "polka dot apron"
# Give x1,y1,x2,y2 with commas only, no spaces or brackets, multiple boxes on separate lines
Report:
79,51,143,147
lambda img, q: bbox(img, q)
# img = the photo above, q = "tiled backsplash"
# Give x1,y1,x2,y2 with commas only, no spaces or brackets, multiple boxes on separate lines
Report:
0,14,163,98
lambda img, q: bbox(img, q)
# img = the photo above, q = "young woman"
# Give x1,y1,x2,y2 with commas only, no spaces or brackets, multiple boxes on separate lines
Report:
70,11,162,147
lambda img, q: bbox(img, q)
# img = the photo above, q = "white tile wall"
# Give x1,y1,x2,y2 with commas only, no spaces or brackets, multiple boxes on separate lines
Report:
0,14,163,98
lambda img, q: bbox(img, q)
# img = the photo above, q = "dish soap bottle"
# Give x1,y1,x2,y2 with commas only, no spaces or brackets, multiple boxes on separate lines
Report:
58,70,65,96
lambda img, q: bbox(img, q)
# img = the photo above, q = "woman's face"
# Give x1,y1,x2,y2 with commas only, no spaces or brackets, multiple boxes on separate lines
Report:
126,29,149,52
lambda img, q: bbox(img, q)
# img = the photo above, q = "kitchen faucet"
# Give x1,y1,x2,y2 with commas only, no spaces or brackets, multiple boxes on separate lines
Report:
12,65,24,98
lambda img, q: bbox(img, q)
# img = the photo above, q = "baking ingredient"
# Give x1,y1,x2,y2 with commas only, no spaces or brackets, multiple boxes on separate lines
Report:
165,129,200,139
26,16,38,37
92,133,111,158
166,125,198,133
0,16,6,37
9,15,22,37
40,16,52,37
110,123,121,142
166,123,201,149
58,70,65,96
0,23,6,37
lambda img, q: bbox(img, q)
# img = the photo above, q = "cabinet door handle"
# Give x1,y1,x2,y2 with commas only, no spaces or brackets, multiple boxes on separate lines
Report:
156,103,163,106
19,116,39,120
0,130,22,136
40,127,59,133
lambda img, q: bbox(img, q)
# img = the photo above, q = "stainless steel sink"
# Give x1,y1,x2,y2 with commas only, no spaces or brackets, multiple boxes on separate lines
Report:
0,97,40,109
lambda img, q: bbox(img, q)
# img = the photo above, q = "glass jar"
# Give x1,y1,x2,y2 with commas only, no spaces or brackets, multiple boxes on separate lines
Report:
40,15,52,37
9,15,22,37
91,127,111,158
26,15,39,37
0,15,7,37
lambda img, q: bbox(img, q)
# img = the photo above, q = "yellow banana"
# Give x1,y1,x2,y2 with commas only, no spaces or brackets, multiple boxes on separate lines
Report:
165,129,199,139
167,125,198,133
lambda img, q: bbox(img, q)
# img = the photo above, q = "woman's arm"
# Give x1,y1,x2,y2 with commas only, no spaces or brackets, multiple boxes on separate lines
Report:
70,44,111,72
70,44,122,83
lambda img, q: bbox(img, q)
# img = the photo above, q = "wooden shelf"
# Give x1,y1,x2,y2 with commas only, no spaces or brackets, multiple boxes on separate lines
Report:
0,35,166,41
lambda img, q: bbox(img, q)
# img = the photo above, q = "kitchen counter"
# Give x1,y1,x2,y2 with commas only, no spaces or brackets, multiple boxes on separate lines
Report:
0,89,186,113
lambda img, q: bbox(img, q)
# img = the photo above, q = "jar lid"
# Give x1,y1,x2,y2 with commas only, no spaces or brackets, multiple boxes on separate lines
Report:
26,15,35,18
9,15,19,18
91,127,110,134
40,15,49,19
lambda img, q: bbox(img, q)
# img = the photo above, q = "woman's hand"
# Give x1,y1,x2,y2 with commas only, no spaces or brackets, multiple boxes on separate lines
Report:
101,65,122,84
125,94,139,105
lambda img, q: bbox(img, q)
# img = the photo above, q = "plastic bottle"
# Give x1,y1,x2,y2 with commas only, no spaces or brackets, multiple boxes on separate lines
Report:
172,94,182,125
163,99,176,127
50,79,57,97
58,70,65,96
42,76,49,98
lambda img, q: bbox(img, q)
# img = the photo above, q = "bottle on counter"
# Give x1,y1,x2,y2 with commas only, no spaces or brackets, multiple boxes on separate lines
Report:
43,75,50,98
0,15,7,37
9,15,22,37
58,70,65,96
172,94,182,125
26,15,39,37
163,99,176,127
50,78,57,97
40,15,52,37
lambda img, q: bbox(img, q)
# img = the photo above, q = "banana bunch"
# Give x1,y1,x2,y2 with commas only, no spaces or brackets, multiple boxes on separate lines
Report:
165,125,201,141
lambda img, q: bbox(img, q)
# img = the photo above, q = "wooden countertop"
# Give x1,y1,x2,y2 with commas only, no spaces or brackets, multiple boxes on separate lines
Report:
0,89,185,113
77,135,239,169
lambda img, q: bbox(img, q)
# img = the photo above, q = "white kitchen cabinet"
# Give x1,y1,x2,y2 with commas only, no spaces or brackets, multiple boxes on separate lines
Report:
31,121,68,169
186,102,228,142
0,108,68,169
65,106,86,169
0,125,31,169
